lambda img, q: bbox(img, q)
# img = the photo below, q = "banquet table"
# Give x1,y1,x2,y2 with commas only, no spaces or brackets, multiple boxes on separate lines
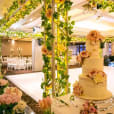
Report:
52,94,114,114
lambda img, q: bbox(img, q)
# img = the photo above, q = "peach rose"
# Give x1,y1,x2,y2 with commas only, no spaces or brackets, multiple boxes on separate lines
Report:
97,71,106,77
4,87,22,98
0,79,8,86
38,96,52,111
73,81,83,96
80,51,89,58
46,8,52,19
87,30,105,44
88,70,97,79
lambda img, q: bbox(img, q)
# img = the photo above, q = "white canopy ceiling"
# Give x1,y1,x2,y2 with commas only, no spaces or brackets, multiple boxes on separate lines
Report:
0,0,114,37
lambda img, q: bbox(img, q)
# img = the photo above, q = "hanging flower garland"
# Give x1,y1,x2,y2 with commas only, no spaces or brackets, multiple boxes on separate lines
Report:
84,0,114,12
54,0,74,96
41,0,55,97
0,29,42,39
0,0,41,30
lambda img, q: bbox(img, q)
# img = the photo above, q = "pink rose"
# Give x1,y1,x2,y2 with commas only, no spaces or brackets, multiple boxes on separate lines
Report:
89,106,97,113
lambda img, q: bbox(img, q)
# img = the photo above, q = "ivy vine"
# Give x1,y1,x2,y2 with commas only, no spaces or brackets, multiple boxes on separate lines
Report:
84,0,114,12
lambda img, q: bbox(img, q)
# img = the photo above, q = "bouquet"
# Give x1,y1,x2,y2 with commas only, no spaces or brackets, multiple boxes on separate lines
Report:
0,87,22,114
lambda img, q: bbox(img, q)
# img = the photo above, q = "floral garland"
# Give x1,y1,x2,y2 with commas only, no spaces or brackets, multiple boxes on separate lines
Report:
54,0,74,96
41,0,55,97
41,0,74,97
85,0,114,12
0,29,42,39
0,0,41,30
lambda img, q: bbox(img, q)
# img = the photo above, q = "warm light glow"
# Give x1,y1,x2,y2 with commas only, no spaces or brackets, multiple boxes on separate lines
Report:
11,40,15,45
74,20,114,31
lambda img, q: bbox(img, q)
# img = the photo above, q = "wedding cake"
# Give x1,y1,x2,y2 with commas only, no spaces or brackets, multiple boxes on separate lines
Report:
73,30,112,100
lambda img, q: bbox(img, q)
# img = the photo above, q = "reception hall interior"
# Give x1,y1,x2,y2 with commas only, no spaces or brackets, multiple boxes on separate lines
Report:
0,0,114,114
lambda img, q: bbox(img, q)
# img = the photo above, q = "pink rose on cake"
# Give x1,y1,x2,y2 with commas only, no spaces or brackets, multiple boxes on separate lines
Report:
76,51,90,64
80,51,89,58
73,81,83,96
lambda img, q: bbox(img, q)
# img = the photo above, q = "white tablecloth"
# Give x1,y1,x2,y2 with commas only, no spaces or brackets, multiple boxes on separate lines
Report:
52,94,114,114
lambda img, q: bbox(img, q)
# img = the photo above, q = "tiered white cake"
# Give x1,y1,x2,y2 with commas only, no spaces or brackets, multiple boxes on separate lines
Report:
73,30,112,100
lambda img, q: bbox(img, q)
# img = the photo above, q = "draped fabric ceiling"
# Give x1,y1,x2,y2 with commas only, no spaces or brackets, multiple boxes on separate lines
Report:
0,0,114,38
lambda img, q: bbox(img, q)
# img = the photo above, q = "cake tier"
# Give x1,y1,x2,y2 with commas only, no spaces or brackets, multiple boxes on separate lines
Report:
78,75,112,100
86,40,100,55
82,57,103,75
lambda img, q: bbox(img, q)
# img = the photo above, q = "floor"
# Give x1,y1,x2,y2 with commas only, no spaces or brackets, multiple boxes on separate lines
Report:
6,67,114,102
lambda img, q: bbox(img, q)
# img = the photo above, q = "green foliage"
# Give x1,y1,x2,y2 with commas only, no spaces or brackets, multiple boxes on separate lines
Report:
0,0,41,30
0,103,17,114
87,0,114,12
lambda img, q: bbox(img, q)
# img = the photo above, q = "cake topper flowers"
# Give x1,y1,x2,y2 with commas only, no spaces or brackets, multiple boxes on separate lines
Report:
73,81,83,96
87,30,105,45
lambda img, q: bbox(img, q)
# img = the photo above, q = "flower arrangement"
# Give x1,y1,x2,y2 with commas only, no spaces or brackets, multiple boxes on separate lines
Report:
87,30,105,45
0,87,22,114
0,79,8,95
80,101,98,114
76,51,90,64
88,70,106,84
13,100,27,114
37,96,53,114
0,78,26,114
73,81,83,96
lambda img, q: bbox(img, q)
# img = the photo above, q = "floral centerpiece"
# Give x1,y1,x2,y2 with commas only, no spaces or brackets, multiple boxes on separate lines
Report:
80,101,98,114
37,96,54,114
0,79,8,95
0,87,23,114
